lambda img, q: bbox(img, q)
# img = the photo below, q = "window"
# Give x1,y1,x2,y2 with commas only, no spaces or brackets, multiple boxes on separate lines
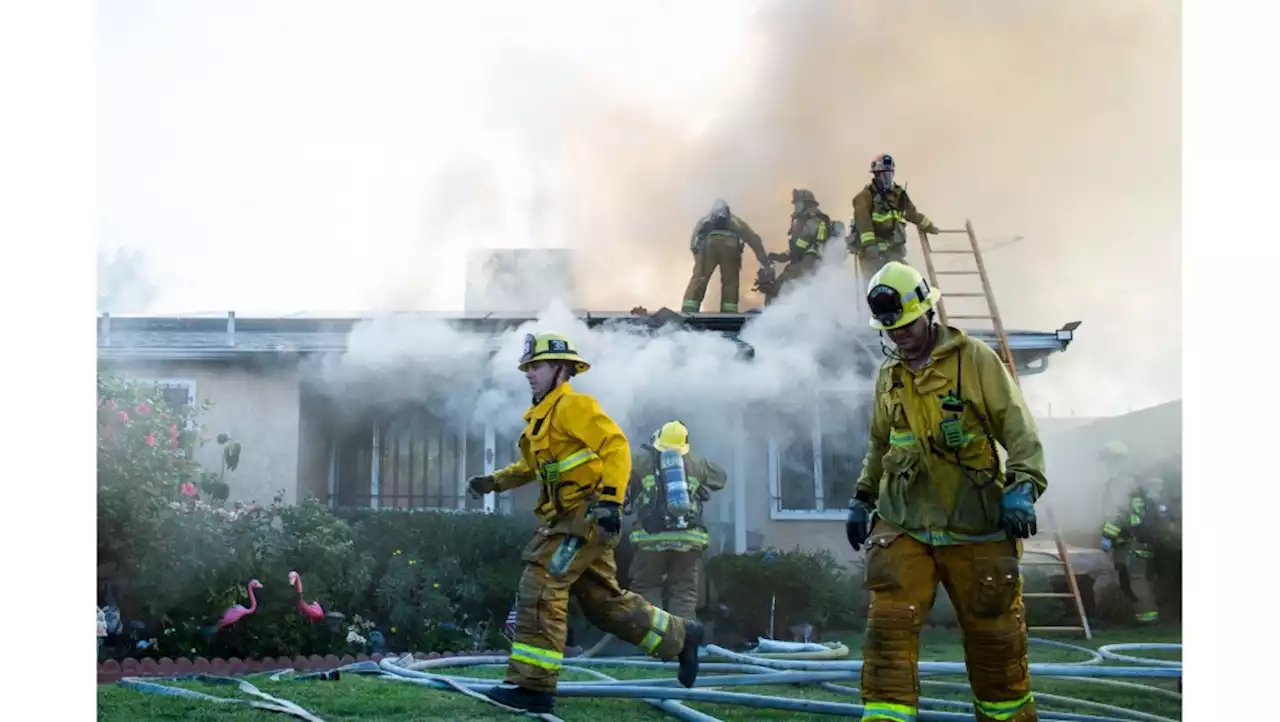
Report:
767,389,872,520
135,378,197,412
329,406,522,513
128,378,197,429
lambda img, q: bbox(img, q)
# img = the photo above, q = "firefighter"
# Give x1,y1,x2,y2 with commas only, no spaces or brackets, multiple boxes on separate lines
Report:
467,332,703,713
624,420,727,620
1100,479,1168,625
761,188,833,303
1098,440,1138,522
844,261,1047,722
850,153,940,287
682,199,773,313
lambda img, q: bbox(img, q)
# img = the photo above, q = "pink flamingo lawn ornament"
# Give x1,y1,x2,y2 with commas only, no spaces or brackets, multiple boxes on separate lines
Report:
215,579,263,631
288,571,326,623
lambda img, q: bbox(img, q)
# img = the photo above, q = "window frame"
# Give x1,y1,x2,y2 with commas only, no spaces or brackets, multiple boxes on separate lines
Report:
767,385,870,521
328,411,520,514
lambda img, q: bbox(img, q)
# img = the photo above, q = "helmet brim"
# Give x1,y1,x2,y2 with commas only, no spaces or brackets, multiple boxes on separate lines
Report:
519,353,590,374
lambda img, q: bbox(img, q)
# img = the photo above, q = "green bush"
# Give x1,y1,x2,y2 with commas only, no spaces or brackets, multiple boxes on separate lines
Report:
97,374,537,661
705,548,863,643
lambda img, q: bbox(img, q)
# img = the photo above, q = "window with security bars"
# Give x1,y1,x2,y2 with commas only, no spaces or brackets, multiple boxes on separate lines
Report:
769,390,872,517
330,406,522,513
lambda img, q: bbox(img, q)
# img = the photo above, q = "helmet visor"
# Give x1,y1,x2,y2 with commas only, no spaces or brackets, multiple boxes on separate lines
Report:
867,284,904,328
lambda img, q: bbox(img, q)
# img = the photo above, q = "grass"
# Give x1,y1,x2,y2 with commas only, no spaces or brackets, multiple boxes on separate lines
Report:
97,624,1182,721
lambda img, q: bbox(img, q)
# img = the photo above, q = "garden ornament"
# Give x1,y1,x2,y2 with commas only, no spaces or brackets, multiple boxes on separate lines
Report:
215,578,262,631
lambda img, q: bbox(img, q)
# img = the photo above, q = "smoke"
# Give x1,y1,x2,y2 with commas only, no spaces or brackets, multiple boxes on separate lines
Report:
305,0,1180,540
314,244,874,452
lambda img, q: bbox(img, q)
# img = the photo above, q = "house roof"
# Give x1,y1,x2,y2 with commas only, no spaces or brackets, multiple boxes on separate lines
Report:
96,310,1079,375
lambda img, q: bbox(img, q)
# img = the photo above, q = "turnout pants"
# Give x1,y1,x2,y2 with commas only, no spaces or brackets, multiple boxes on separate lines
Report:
506,526,688,693
857,243,909,288
861,520,1037,722
771,255,821,299
629,548,702,620
1114,550,1159,624
683,235,743,312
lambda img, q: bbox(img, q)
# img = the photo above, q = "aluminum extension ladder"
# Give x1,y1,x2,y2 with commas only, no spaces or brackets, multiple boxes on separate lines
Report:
916,221,1093,640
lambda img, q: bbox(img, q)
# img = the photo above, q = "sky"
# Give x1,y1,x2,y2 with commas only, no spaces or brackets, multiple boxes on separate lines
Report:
97,0,1182,417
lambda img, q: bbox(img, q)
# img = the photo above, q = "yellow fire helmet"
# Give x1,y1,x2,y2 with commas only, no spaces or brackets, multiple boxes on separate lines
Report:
1099,440,1131,459
866,261,942,331
652,420,690,455
518,332,591,374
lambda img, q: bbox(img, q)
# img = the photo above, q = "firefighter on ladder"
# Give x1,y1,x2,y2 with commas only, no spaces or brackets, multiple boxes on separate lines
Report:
756,188,833,303
845,260,1047,722
850,153,940,287
624,420,727,621
466,332,703,714
682,199,773,313
1100,476,1168,626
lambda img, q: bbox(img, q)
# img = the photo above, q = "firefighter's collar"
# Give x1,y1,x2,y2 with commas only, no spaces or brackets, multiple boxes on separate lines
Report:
525,382,573,421
887,324,969,371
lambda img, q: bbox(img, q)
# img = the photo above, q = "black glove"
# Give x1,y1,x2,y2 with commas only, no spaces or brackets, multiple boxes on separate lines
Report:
845,492,875,551
591,502,622,535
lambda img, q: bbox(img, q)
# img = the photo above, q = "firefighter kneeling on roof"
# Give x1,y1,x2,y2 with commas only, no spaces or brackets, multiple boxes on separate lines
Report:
625,420,727,620
846,261,1048,722
467,332,703,714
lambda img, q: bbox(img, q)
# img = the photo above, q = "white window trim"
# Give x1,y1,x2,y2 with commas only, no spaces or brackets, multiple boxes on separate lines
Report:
766,389,863,521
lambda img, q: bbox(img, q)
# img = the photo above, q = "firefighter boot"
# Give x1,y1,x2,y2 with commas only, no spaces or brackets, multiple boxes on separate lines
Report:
486,684,555,713
678,620,705,688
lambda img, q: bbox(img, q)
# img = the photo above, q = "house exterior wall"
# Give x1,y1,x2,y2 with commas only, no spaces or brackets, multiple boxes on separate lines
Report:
100,361,304,505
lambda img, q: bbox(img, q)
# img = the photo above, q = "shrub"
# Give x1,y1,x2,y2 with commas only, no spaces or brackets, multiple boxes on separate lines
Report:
704,548,862,643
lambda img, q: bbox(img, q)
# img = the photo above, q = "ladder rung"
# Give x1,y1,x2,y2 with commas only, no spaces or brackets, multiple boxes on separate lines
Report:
929,250,974,255
1029,626,1086,632
936,229,969,234
947,314,993,320
1023,593,1076,599
934,270,979,275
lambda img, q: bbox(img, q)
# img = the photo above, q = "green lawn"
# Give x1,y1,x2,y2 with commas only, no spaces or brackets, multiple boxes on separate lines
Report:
97,625,1182,721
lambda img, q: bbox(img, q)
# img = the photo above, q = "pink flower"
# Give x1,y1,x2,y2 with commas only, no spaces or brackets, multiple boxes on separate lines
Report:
179,483,197,498
117,411,129,422
169,424,180,448
144,432,157,447
136,402,151,415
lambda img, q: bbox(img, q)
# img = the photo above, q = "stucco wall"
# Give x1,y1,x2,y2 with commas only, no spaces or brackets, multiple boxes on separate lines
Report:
101,361,303,505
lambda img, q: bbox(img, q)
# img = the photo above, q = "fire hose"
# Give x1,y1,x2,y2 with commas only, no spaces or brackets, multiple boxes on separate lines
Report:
117,636,1182,722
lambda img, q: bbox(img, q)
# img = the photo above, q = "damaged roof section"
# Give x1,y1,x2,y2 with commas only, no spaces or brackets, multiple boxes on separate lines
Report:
95,309,1078,375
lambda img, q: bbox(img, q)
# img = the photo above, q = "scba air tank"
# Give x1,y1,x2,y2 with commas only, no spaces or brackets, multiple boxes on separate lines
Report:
660,448,695,516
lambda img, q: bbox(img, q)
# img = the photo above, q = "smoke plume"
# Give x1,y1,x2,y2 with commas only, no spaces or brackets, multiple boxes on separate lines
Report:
304,0,1183,540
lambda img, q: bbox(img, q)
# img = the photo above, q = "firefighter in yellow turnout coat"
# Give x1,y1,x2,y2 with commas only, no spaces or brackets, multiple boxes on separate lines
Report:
468,332,703,714
846,261,1048,722
625,421,727,619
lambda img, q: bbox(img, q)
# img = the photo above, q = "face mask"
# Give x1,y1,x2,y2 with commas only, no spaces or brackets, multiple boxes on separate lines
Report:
874,171,894,192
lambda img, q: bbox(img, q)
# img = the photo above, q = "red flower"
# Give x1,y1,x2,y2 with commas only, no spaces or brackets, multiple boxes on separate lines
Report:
117,411,129,422
179,483,197,498
144,432,157,447
169,424,180,448
136,402,152,415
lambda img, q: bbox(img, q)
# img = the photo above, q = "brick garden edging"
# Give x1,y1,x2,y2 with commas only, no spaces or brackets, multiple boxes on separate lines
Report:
97,649,507,685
